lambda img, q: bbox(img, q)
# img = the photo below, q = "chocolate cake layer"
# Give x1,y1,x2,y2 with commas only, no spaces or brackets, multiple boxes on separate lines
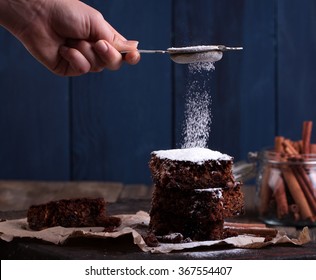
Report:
149,184,244,240
150,183,244,221
27,197,121,230
149,154,234,190
150,217,236,241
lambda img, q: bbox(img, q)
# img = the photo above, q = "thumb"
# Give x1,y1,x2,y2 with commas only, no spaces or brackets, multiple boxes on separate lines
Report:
94,20,139,52
110,33,139,52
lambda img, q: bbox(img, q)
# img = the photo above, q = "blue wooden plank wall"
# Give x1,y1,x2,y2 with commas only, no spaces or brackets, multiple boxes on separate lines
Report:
0,26,70,180
0,0,316,184
277,0,316,139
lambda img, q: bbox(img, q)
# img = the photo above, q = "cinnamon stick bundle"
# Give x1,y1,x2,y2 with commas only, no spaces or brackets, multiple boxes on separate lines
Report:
261,120,316,223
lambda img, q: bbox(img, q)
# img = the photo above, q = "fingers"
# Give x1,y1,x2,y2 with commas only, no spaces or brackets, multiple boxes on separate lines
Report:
94,24,141,66
67,39,123,71
94,40,140,66
109,34,140,64
58,46,91,76
93,40,122,70
124,50,141,65
59,39,140,76
111,34,139,52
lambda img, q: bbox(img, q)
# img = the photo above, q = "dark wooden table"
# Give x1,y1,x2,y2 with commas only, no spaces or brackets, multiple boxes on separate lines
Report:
0,200,316,260
1,199,316,260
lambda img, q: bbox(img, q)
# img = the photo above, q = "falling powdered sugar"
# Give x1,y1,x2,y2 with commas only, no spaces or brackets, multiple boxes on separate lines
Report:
188,61,215,72
181,61,214,149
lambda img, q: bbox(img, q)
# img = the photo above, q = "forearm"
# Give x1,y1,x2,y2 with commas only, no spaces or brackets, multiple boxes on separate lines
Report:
0,0,46,38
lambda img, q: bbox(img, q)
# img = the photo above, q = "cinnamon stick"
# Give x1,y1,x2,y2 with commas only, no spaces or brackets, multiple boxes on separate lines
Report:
224,224,278,238
302,121,313,154
293,166,316,215
294,140,303,154
273,177,289,218
282,168,314,221
275,136,284,154
310,144,316,154
274,136,289,218
224,222,267,228
259,165,273,215
282,139,299,156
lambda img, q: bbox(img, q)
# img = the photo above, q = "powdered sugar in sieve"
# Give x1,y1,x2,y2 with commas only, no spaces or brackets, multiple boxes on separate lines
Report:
122,45,242,64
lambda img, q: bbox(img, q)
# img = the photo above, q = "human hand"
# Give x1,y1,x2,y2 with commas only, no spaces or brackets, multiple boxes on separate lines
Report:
0,0,140,76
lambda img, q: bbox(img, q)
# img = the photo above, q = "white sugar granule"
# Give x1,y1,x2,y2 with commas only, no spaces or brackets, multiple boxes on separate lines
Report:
153,147,232,163
181,61,214,149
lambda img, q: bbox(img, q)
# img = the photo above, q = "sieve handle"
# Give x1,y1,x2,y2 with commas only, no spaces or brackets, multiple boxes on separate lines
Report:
121,49,168,54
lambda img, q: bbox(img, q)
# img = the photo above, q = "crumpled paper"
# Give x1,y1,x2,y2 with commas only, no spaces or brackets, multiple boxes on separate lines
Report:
0,211,311,253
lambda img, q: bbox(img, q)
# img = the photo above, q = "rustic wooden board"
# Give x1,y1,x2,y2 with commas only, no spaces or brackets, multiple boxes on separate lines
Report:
1,199,316,259
119,184,153,200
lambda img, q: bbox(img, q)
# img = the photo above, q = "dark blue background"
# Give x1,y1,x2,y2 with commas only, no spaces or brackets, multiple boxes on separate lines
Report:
1,0,316,184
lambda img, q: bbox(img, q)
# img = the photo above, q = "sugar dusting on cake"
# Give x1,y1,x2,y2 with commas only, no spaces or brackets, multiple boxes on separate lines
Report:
195,188,223,199
153,147,232,163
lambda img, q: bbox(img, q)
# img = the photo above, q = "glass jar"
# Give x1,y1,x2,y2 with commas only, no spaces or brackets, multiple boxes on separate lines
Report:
256,149,316,227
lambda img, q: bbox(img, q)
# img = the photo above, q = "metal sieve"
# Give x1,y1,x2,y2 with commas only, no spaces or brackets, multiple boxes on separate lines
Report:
122,45,243,64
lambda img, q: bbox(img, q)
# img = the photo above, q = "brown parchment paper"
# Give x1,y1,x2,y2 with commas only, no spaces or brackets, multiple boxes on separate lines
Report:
0,211,311,254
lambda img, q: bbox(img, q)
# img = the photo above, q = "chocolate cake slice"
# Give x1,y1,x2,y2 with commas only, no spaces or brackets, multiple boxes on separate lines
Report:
149,147,235,189
27,197,121,230
148,147,244,241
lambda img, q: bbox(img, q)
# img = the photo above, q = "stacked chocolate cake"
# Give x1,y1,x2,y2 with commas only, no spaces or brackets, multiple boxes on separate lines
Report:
149,147,244,241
